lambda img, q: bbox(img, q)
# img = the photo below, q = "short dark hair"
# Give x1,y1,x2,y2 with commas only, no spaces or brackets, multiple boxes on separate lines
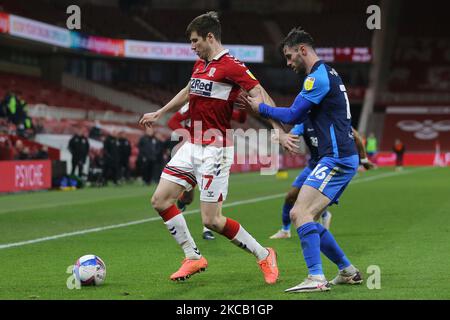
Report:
186,11,221,41
280,26,315,50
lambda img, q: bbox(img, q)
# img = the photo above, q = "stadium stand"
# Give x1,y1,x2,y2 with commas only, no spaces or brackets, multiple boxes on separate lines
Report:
387,6,449,97
0,72,132,113
372,2,450,153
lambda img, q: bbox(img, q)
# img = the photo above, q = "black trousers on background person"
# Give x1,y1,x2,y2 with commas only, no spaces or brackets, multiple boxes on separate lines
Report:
103,160,120,185
71,158,84,177
119,160,130,181
141,159,161,185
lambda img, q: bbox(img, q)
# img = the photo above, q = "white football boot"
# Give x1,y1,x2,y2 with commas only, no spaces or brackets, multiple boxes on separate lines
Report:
330,268,363,285
285,275,331,293
269,229,291,239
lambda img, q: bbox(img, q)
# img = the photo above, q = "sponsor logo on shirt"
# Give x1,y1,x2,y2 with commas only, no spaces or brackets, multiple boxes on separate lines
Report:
189,78,233,100
190,78,213,96
304,77,315,91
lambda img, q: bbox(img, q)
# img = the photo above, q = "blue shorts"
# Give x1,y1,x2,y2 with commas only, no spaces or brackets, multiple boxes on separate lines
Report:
303,155,359,205
291,165,314,189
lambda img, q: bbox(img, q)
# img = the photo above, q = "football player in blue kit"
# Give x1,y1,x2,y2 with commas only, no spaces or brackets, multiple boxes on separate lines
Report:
270,119,332,239
270,121,373,239
240,27,366,292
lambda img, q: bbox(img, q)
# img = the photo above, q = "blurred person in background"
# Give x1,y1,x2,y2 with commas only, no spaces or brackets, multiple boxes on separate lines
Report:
34,145,49,160
69,128,89,178
0,93,7,119
137,126,164,185
103,131,120,185
4,92,17,124
118,131,132,182
366,132,378,163
14,140,30,160
393,139,405,171
88,149,105,187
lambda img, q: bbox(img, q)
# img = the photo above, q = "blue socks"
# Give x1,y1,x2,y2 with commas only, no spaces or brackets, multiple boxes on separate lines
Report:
297,222,323,276
281,203,293,231
315,223,351,270
297,222,352,275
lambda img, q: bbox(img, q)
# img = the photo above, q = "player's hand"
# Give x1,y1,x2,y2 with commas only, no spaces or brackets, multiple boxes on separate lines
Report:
360,157,376,170
139,111,161,128
275,132,301,154
236,91,263,114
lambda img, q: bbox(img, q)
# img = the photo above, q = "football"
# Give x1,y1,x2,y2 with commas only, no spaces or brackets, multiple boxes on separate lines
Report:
73,254,106,286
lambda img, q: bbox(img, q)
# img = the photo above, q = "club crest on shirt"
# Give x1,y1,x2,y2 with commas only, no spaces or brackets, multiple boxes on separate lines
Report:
208,67,216,77
304,77,315,91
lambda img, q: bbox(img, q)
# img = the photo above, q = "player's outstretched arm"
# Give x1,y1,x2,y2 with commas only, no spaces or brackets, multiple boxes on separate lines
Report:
248,85,288,132
238,90,313,125
245,85,300,153
139,83,190,127
352,127,375,170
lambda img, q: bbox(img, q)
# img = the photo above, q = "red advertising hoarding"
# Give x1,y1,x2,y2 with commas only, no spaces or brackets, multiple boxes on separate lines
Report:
374,152,450,166
381,107,450,152
0,160,52,193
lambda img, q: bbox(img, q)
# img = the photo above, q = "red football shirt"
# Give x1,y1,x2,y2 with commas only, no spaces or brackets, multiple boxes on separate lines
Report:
168,104,247,131
188,49,259,145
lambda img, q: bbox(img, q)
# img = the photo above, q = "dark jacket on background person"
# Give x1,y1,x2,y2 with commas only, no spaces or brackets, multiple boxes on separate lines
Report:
103,134,120,184
69,134,89,162
69,134,89,176
137,134,164,184
138,135,163,161
118,137,131,166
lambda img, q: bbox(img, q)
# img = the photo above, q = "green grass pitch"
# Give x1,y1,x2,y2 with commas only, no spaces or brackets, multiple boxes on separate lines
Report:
0,167,449,300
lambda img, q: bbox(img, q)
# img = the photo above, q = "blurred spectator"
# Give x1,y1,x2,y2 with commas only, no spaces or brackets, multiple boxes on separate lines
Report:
89,121,102,140
17,96,29,126
88,150,105,187
34,145,49,160
137,127,164,185
366,132,378,162
16,117,35,139
14,140,30,160
4,91,19,124
34,118,45,134
0,95,7,119
0,131,13,160
118,131,131,181
103,131,120,185
68,128,90,177
1,92,35,139
393,139,405,171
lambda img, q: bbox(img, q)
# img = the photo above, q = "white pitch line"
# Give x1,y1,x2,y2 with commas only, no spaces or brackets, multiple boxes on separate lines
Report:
0,167,432,250
0,193,284,250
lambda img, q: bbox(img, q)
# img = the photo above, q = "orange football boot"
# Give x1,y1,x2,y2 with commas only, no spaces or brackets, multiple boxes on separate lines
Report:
257,247,279,284
170,257,208,281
